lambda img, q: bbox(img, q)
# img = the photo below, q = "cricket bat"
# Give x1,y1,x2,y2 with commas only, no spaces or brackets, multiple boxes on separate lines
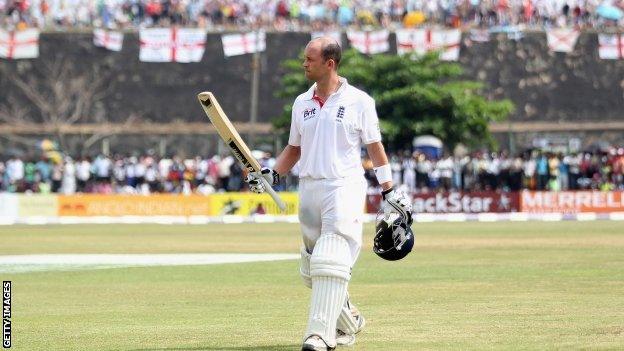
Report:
197,91,287,212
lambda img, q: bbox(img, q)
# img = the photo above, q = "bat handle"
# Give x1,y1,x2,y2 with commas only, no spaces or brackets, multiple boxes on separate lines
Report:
260,178,287,212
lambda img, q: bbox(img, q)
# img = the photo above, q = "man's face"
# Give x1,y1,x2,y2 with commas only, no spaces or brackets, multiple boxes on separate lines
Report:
302,42,329,81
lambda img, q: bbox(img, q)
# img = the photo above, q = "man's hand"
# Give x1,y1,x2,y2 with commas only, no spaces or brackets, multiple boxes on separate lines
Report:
244,168,279,194
381,187,413,222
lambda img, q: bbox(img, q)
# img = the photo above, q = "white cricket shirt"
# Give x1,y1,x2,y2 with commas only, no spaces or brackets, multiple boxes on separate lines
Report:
288,77,382,179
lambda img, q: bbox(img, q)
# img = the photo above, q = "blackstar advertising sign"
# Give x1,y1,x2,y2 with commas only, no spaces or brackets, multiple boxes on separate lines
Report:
366,192,520,213
413,192,520,213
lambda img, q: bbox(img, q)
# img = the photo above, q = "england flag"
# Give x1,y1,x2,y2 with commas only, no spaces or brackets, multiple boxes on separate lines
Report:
396,29,461,61
598,33,624,60
546,28,579,53
139,28,206,63
94,29,123,52
0,28,39,60
346,30,389,54
221,32,266,57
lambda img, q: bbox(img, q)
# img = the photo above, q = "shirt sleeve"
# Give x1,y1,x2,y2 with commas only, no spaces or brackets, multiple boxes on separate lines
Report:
360,96,382,144
287,104,301,146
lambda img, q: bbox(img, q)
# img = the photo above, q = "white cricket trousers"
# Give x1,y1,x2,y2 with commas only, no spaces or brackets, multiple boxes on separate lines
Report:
298,176,367,265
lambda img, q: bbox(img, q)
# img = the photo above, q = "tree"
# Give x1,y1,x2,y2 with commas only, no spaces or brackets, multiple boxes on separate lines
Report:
0,57,137,153
273,50,514,151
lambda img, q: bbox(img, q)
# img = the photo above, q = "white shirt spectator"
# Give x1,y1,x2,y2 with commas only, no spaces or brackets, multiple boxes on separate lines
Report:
76,160,91,181
402,157,416,191
7,158,24,183
390,155,402,186
487,155,500,175
159,158,172,178
145,165,158,183
218,156,234,178
437,156,454,179
61,158,77,194
94,156,112,178
524,158,536,177
125,160,136,179
417,158,432,174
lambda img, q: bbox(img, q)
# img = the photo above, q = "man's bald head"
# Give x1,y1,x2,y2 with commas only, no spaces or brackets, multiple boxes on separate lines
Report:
308,36,342,70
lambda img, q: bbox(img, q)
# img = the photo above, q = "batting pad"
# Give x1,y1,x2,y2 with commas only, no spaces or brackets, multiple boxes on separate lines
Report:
305,234,352,347
303,245,358,335
300,246,312,289
336,293,359,335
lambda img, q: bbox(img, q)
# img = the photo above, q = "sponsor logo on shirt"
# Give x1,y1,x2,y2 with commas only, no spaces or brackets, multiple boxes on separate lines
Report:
303,108,317,121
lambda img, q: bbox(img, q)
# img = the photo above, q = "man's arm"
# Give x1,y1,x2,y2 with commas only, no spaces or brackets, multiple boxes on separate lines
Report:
244,145,300,193
366,141,392,191
245,99,301,193
273,144,301,176
366,141,412,219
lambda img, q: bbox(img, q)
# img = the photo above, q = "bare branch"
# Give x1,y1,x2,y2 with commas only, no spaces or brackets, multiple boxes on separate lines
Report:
1,56,120,154
0,134,39,148
1,66,54,119
0,95,30,124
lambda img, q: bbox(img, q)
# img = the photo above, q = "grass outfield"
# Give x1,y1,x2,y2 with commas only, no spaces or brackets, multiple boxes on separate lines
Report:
1,222,623,350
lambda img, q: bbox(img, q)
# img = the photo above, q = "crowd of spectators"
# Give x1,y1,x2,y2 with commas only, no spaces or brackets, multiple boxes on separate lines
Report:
383,148,624,193
1,0,623,32
1,147,623,195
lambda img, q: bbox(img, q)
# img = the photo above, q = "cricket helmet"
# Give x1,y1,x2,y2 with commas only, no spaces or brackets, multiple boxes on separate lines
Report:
373,212,414,261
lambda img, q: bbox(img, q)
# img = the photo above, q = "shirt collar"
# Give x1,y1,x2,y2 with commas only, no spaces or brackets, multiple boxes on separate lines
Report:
303,76,349,100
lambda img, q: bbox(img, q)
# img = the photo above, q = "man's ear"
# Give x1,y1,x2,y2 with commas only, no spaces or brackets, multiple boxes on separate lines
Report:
327,59,336,70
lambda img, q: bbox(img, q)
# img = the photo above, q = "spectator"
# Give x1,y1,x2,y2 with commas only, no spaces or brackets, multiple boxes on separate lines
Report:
76,157,92,192
401,152,416,191
0,161,5,190
35,156,52,184
24,158,37,192
61,156,76,194
2,145,624,194
536,152,549,190
2,0,620,31
6,156,24,192
51,160,63,192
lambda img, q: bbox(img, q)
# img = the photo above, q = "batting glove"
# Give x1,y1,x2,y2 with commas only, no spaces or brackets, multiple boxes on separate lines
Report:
244,167,279,194
382,187,413,223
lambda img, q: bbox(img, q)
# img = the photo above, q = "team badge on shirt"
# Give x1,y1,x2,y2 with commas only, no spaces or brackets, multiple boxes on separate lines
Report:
336,106,345,122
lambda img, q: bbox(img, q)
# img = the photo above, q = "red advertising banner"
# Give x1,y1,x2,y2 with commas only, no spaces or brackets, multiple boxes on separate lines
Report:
366,192,520,213
520,191,624,213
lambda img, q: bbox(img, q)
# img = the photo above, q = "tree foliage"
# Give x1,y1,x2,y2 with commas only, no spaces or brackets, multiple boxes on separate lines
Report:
273,50,514,150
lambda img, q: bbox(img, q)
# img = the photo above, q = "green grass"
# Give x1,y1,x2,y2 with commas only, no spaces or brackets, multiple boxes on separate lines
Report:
1,222,623,350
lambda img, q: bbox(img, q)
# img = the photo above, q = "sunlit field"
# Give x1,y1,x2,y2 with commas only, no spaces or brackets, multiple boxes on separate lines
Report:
1,221,623,350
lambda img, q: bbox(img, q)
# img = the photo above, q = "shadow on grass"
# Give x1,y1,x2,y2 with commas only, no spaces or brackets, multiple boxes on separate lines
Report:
129,345,300,351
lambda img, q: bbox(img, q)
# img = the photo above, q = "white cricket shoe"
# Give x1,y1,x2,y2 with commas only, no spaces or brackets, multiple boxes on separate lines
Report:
335,330,356,346
301,335,334,351
336,307,366,346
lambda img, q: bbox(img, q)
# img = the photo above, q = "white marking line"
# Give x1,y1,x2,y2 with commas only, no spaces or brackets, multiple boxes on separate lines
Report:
609,212,624,220
0,253,299,274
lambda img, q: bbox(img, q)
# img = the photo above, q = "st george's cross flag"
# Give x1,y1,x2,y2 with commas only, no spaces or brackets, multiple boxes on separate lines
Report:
346,30,389,54
546,28,579,53
94,28,123,52
221,31,266,57
139,28,206,63
598,33,624,60
0,28,39,59
396,29,461,61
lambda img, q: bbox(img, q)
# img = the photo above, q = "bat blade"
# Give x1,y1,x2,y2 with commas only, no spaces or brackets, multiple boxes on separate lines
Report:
197,91,287,212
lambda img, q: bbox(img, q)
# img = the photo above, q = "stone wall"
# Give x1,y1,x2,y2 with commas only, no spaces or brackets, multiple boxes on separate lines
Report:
1,31,622,126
